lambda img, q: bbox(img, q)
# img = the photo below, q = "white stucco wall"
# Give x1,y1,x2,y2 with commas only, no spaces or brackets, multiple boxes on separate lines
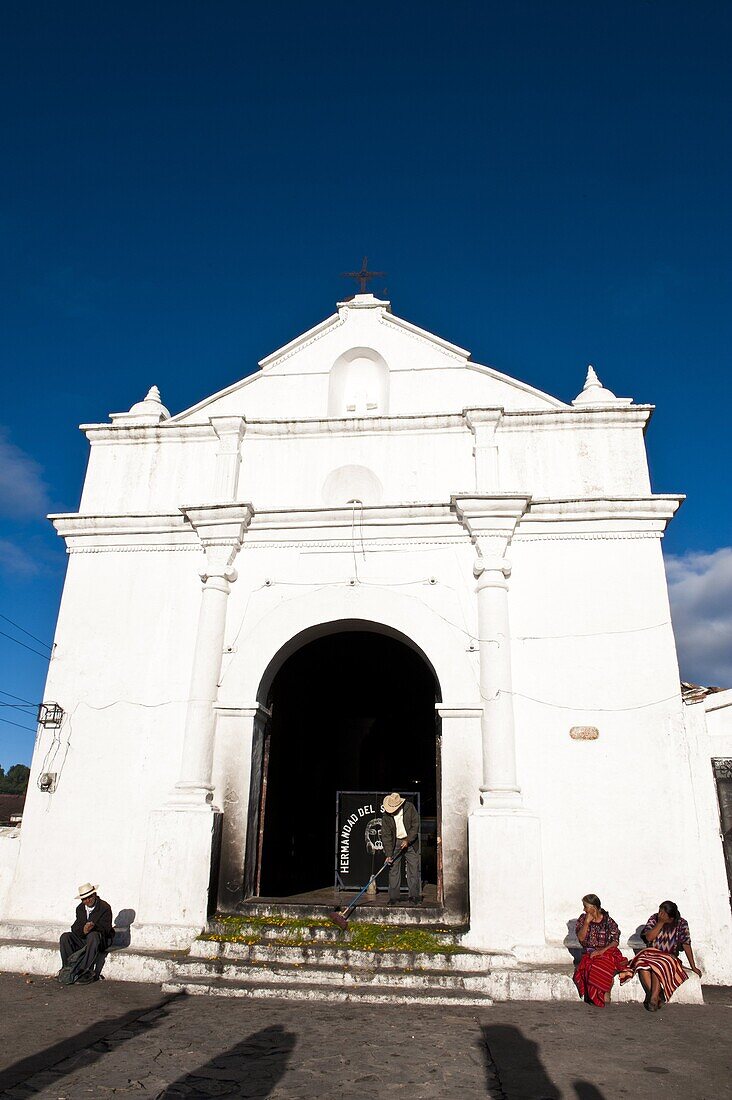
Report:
5,292,730,983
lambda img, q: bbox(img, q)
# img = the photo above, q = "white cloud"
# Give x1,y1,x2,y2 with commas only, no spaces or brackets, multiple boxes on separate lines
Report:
665,548,732,688
0,429,50,519
0,538,38,577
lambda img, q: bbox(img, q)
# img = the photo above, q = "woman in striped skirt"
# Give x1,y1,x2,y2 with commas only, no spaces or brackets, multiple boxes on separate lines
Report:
619,900,702,1011
573,894,629,1007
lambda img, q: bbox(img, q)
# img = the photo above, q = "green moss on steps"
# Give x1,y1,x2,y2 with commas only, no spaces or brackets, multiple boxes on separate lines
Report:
200,915,466,955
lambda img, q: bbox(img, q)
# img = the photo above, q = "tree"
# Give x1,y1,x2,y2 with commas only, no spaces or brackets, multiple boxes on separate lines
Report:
0,764,30,794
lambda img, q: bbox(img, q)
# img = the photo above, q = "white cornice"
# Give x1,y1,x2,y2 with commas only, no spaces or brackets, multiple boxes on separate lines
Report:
258,312,343,369
49,494,683,551
377,311,470,361
246,413,468,436
464,364,568,409
524,496,683,522
80,423,217,444
498,407,654,431
79,403,653,444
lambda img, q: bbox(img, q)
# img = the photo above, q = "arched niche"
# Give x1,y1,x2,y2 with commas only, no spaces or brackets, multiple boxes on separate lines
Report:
321,464,384,507
327,346,389,417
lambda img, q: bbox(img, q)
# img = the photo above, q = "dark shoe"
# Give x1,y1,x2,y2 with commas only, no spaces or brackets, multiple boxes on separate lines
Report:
387,899,399,906
75,971,97,985
409,897,422,905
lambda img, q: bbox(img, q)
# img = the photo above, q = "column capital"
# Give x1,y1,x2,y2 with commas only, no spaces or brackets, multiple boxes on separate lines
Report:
182,502,255,584
452,493,530,568
210,415,247,444
182,502,254,545
451,493,531,534
474,557,511,583
462,408,503,434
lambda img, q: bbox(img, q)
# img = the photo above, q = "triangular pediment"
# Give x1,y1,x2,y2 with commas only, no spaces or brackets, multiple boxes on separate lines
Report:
172,295,565,423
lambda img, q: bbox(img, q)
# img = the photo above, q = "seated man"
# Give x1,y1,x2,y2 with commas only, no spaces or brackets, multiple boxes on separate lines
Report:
381,792,421,905
59,882,114,984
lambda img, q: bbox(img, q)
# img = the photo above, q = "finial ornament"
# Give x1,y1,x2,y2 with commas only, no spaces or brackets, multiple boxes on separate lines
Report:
583,364,602,390
572,363,622,406
110,383,171,423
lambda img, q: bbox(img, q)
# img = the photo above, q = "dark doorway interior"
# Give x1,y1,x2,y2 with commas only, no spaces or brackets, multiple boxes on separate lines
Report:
257,630,439,898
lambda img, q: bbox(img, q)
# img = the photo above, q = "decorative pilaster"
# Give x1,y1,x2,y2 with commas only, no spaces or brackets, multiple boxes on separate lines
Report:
167,503,254,810
452,493,546,952
452,494,529,808
464,410,502,491
211,417,246,500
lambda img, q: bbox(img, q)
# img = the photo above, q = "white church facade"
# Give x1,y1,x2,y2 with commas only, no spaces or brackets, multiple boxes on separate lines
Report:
2,291,732,985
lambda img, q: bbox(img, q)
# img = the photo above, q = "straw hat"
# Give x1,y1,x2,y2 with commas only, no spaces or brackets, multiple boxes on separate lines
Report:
76,883,98,900
382,793,405,814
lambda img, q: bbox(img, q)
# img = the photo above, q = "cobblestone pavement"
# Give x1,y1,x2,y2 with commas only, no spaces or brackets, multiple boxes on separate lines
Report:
1,975,731,1099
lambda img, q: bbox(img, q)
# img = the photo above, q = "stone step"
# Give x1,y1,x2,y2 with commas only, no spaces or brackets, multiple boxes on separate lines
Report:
207,917,464,945
190,938,514,971
486,964,704,1004
0,938,704,1004
0,939,179,984
162,975,495,1007
231,903,459,928
175,956,494,993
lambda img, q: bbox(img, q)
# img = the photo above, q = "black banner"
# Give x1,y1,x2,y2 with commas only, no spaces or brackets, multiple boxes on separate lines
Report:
335,791,419,891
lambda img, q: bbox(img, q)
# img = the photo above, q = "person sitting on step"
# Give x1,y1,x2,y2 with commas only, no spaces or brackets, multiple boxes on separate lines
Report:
59,882,114,984
573,893,628,1007
381,792,421,905
618,900,702,1010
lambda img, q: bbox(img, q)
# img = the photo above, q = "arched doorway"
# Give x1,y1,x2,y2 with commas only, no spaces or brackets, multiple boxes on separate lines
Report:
250,624,441,900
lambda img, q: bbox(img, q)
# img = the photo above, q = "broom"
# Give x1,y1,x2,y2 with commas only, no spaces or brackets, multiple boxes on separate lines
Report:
328,848,405,931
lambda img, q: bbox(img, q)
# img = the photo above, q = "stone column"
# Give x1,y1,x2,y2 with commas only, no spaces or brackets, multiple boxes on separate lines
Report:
452,494,546,952
138,503,254,940
170,541,242,809
475,557,520,805
453,495,527,807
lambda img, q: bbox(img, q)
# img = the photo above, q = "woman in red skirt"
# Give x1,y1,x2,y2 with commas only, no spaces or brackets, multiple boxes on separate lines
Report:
573,894,629,1007
619,900,702,1011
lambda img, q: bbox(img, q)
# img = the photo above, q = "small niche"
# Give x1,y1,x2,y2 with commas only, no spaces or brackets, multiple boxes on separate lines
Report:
328,347,389,417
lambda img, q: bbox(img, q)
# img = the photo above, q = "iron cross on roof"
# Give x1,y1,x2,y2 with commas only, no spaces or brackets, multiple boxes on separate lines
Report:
341,257,386,295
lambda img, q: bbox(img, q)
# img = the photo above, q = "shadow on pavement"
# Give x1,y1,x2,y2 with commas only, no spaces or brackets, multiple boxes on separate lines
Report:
0,989,177,1093
158,1024,296,1098
574,1083,606,1099
482,1023,562,1099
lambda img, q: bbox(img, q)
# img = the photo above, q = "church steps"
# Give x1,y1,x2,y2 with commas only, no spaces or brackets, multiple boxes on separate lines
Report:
0,939,181,983
161,975,496,1007
207,917,464,945
0,938,704,1003
174,956,496,993
190,939,513,971
230,904,460,928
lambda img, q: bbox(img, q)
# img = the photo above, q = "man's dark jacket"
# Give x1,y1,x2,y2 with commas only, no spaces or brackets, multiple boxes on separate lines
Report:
381,800,420,856
70,897,114,946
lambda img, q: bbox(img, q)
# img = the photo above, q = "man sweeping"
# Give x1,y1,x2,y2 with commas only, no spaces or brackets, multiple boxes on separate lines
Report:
381,792,421,905
59,883,114,984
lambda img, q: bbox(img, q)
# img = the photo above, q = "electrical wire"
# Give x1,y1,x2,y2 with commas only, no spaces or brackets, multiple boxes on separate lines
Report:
488,688,682,714
0,613,52,652
0,629,51,660
0,714,37,733
0,688,35,705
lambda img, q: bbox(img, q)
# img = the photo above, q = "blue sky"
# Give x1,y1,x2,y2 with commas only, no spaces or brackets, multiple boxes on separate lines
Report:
1,1,731,767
